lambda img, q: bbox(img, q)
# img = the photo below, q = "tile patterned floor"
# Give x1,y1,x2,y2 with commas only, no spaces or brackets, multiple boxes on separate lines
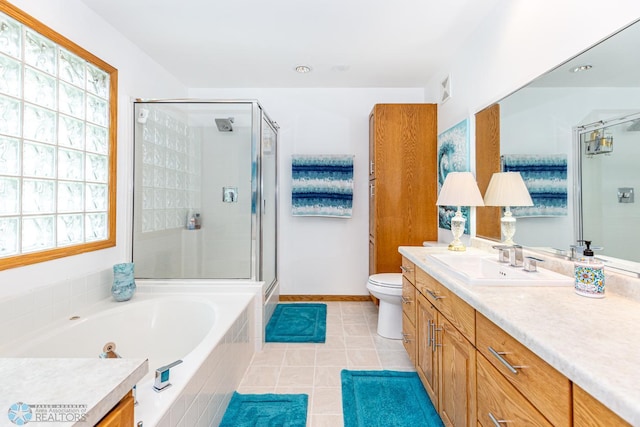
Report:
237,301,415,427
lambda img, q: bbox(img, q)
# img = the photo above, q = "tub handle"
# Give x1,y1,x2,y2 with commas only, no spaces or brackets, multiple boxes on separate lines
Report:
153,359,183,392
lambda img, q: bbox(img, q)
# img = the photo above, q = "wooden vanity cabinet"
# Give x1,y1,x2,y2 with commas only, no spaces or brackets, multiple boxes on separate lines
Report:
573,385,631,427
415,268,476,427
96,390,134,427
401,257,417,363
406,261,630,427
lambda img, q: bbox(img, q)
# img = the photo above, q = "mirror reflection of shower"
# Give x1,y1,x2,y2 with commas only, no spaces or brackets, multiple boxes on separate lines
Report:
132,100,278,288
576,111,640,263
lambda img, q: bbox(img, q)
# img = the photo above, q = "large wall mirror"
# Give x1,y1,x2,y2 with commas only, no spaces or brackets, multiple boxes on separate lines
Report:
477,18,640,275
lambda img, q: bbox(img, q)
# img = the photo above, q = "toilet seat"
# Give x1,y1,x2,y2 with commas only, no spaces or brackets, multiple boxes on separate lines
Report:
368,273,402,289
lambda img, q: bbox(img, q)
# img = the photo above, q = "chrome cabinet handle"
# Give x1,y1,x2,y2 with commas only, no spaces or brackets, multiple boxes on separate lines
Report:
427,319,432,350
401,296,412,304
400,265,413,273
401,333,412,344
488,346,525,375
432,324,442,351
423,287,443,300
488,412,508,426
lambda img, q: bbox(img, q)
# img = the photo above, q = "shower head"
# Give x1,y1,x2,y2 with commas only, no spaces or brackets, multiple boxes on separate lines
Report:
215,117,234,132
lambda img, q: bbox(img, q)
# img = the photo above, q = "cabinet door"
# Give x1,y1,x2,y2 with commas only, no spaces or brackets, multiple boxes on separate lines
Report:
438,315,476,427
417,292,438,406
96,392,134,427
574,384,631,427
402,312,416,365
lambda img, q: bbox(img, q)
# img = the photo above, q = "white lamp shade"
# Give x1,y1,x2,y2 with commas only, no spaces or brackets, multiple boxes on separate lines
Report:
436,171,485,207
483,172,533,207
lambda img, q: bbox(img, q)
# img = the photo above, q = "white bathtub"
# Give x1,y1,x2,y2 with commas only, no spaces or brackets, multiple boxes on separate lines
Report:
2,284,261,427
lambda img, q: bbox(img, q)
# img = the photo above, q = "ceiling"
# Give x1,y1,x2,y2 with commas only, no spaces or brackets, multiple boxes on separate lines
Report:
79,0,504,88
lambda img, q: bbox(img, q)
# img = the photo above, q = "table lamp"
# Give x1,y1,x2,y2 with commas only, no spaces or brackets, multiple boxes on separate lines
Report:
436,171,485,251
483,172,533,245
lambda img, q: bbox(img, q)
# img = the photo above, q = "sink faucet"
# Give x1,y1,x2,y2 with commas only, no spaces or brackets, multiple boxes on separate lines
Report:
493,244,523,267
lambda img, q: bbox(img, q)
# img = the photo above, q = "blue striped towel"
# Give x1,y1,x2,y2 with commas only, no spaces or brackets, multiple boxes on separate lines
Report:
291,155,354,218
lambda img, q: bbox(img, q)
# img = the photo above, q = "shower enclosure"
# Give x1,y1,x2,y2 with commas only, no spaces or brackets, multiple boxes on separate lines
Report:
132,100,278,296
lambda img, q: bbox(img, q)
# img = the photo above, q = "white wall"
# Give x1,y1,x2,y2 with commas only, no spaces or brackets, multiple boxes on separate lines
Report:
0,0,187,295
188,88,425,295
428,0,640,131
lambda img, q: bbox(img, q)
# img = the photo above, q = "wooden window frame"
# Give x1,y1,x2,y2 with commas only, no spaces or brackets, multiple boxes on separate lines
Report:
0,3,118,271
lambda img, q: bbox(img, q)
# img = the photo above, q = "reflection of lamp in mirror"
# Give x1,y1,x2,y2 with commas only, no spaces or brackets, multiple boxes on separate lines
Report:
436,172,485,251
483,172,533,245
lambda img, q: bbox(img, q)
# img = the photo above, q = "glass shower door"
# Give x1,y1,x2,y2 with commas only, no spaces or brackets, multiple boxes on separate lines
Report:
261,116,278,293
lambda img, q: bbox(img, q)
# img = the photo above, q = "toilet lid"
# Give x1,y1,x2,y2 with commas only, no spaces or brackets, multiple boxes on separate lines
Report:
368,273,403,288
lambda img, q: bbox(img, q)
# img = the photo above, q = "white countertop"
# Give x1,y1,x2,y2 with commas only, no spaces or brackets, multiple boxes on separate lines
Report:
399,245,640,426
0,358,148,427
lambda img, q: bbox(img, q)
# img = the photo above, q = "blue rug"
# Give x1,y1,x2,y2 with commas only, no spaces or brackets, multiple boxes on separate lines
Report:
220,392,308,427
265,303,326,343
341,370,443,427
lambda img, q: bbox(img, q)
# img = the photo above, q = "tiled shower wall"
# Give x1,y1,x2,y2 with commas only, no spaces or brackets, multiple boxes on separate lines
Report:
139,106,202,232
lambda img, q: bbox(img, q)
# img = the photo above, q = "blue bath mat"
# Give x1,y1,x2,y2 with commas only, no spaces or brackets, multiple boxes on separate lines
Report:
265,303,326,343
220,392,308,427
341,370,443,427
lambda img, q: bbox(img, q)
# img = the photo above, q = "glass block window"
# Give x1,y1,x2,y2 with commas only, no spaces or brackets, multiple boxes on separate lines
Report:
0,4,117,270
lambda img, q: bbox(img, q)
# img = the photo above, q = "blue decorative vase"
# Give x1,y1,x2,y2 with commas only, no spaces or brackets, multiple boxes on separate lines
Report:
112,262,136,302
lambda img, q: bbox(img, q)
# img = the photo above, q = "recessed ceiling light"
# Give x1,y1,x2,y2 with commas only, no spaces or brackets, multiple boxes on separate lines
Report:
295,65,311,73
570,65,593,73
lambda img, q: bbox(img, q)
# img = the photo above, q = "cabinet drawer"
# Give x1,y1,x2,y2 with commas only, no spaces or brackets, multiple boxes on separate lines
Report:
476,313,571,427
416,268,475,344
402,312,416,365
402,277,416,325
401,257,415,284
477,353,552,427
574,384,631,427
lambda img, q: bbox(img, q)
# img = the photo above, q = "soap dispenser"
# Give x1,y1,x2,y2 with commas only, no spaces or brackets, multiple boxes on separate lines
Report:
574,240,605,298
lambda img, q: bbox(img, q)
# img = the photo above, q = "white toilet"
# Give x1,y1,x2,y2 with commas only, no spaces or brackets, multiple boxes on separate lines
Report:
367,273,403,339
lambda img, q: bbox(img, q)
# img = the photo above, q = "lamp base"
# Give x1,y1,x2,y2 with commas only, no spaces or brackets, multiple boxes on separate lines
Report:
448,241,467,252
501,208,517,246
447,208,467,252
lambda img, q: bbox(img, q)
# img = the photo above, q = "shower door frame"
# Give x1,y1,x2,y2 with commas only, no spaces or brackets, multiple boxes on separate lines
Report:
131,99,278,286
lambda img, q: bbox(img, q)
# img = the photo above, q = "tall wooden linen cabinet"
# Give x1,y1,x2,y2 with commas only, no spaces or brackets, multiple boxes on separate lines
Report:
369,104,438,275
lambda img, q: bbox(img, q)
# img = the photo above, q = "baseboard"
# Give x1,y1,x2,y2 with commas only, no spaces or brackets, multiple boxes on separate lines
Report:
279,295,372,302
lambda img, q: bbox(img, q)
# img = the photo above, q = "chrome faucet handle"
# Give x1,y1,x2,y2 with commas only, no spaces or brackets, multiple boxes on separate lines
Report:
523,256,544,272
509,245,524,267
492,245,511,263
153,359,183,392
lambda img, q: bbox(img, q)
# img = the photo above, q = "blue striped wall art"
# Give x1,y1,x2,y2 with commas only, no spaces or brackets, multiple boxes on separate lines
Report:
502,154,568,217
291,155,354,218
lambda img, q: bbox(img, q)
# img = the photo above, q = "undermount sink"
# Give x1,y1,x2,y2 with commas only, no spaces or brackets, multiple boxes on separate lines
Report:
427,252,573,286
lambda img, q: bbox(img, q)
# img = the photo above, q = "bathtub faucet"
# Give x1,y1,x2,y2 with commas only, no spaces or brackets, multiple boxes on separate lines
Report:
99,342,121,359
153,359,183,392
